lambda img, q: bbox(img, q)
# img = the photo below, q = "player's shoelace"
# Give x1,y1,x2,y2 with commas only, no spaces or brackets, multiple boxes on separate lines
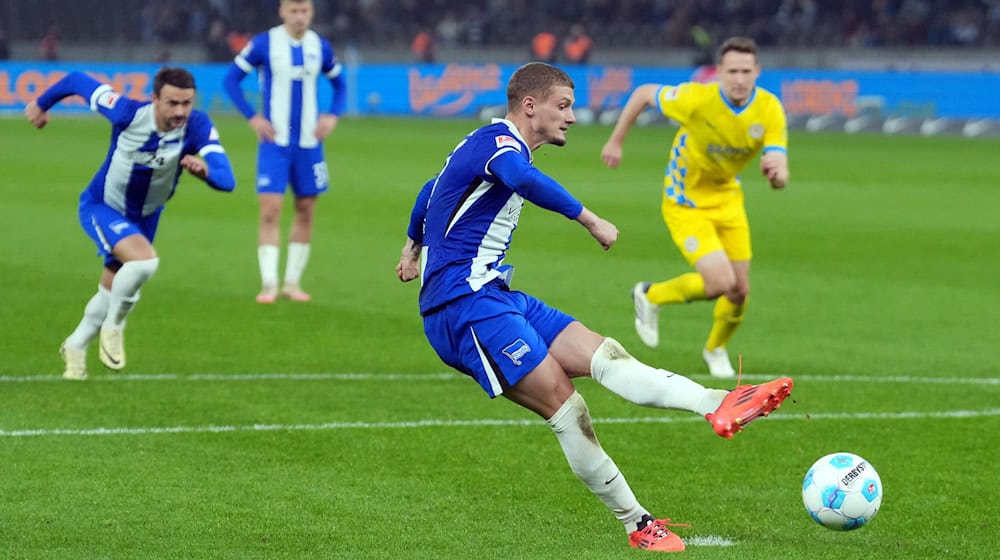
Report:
635,518,691,544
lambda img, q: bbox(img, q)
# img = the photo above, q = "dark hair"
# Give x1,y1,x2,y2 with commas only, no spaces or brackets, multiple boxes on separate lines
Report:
507,62,574,112
717,36,758,63
153,67,196,95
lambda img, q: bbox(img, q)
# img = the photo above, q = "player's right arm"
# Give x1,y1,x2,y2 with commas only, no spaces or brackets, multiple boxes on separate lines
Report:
488,150,617,250
25,71,127,129
223,37,275,142
600,83,660,168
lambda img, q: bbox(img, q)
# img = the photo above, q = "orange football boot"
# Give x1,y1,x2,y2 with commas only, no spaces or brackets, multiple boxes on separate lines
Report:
629,516,689,553
706,376,793,439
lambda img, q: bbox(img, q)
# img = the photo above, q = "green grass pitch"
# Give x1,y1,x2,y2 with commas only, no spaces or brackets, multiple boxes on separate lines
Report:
0,114,998,559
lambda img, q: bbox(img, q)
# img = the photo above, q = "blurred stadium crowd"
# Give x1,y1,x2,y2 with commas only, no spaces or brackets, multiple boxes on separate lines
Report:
2,0,999,63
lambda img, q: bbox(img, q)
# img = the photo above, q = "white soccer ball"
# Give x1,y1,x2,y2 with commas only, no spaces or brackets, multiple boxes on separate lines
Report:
802,452,883,531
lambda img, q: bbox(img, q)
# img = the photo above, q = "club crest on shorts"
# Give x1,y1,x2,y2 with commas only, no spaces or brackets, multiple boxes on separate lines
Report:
502,338,531,366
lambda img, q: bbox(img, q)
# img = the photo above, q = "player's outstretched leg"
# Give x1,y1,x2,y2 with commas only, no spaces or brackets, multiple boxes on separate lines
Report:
632,282,659,348
629,514,689,553
705,376,793,439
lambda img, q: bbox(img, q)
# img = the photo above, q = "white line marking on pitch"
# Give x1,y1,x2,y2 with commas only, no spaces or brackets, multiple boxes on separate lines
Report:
2,408,998,439
687,536,737,547
1,372,998,385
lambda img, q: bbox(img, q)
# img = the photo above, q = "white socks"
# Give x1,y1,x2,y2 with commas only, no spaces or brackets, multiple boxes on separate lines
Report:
548,391,650,532
102,258,159,331
591,338,727,416
284,242,311,287
258,245,280,290
64,285,111,350
259,243,311,289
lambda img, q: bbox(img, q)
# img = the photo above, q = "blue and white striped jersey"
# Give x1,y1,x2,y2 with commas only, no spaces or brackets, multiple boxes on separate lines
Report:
36,72,233,219
227,25,345,148
410,119,584,315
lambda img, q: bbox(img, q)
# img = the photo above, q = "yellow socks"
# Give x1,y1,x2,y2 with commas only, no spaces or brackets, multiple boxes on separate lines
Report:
646,273,706,305
706,296,746,351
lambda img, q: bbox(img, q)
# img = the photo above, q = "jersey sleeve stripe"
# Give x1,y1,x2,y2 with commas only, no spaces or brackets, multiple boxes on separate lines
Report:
233,56,254,73
88,84,114,112
199,144,226,157
484,147,519,176
326,62,343,79
763,146,787,154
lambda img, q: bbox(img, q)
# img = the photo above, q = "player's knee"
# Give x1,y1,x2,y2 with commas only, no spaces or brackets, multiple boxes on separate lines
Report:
703,276,736,299
727,286,748,304
128,257,160,283
260,208,281,226
590,337,634,383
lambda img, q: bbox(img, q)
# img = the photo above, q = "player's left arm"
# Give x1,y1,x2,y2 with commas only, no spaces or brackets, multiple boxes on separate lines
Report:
760,149,788,189
397,177,435,282
183,112,236,192
760,98,790,189
315,42,346,140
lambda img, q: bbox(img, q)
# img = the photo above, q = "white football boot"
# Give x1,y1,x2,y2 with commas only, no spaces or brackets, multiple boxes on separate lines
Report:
60,342,88,381
99,328,126,370
632,282,660,348
702,347,736,378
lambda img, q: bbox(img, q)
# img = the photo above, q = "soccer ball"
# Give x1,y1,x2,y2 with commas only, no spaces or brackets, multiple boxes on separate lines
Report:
802,452,883,531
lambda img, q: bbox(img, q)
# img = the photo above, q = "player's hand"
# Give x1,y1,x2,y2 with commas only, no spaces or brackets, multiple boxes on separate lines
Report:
25,100,50,129
600,141,623,168
396,256,420,282
397,238,422,282
180,155,208,179
760,152,789,190
249,114,276,142
576,208,618,250
314,114,338,140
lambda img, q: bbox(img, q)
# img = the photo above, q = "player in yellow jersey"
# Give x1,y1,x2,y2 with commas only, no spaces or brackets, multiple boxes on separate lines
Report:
601,36,789,377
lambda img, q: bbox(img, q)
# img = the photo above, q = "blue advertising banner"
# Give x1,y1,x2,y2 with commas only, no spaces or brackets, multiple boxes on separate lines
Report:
1,61,997,120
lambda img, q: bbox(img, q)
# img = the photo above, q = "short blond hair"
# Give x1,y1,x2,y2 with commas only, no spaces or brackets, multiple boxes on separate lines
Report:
506,62,575,112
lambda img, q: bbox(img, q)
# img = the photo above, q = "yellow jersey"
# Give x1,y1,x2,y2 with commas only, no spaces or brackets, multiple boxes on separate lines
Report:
656,82,787,209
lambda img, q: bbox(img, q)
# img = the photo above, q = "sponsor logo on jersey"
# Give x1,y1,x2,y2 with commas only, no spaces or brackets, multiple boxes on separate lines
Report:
209,127,220,141
495,135,521,150
502,338,531,366
661,86,679,101
749,123,765,139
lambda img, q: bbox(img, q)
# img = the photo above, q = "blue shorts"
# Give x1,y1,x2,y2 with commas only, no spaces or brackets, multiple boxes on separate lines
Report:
256,143,329,197
78,196,161,268
423,282,576,398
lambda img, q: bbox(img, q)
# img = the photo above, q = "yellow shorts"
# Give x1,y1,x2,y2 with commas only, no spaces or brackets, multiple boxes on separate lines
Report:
660,191,751,266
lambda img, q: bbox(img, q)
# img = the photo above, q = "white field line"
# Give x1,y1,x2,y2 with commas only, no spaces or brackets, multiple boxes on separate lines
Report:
686,536,737,547
2,408,998,439
1,372,999,385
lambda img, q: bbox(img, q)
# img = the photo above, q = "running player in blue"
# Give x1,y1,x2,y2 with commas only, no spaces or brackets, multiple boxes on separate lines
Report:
223,0,346,303
396,62,793,553
25,67,236,380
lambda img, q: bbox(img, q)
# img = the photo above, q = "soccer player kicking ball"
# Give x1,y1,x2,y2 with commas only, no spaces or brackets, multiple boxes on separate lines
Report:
397,62,792,553
602,36,790,378
25,68,236,380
